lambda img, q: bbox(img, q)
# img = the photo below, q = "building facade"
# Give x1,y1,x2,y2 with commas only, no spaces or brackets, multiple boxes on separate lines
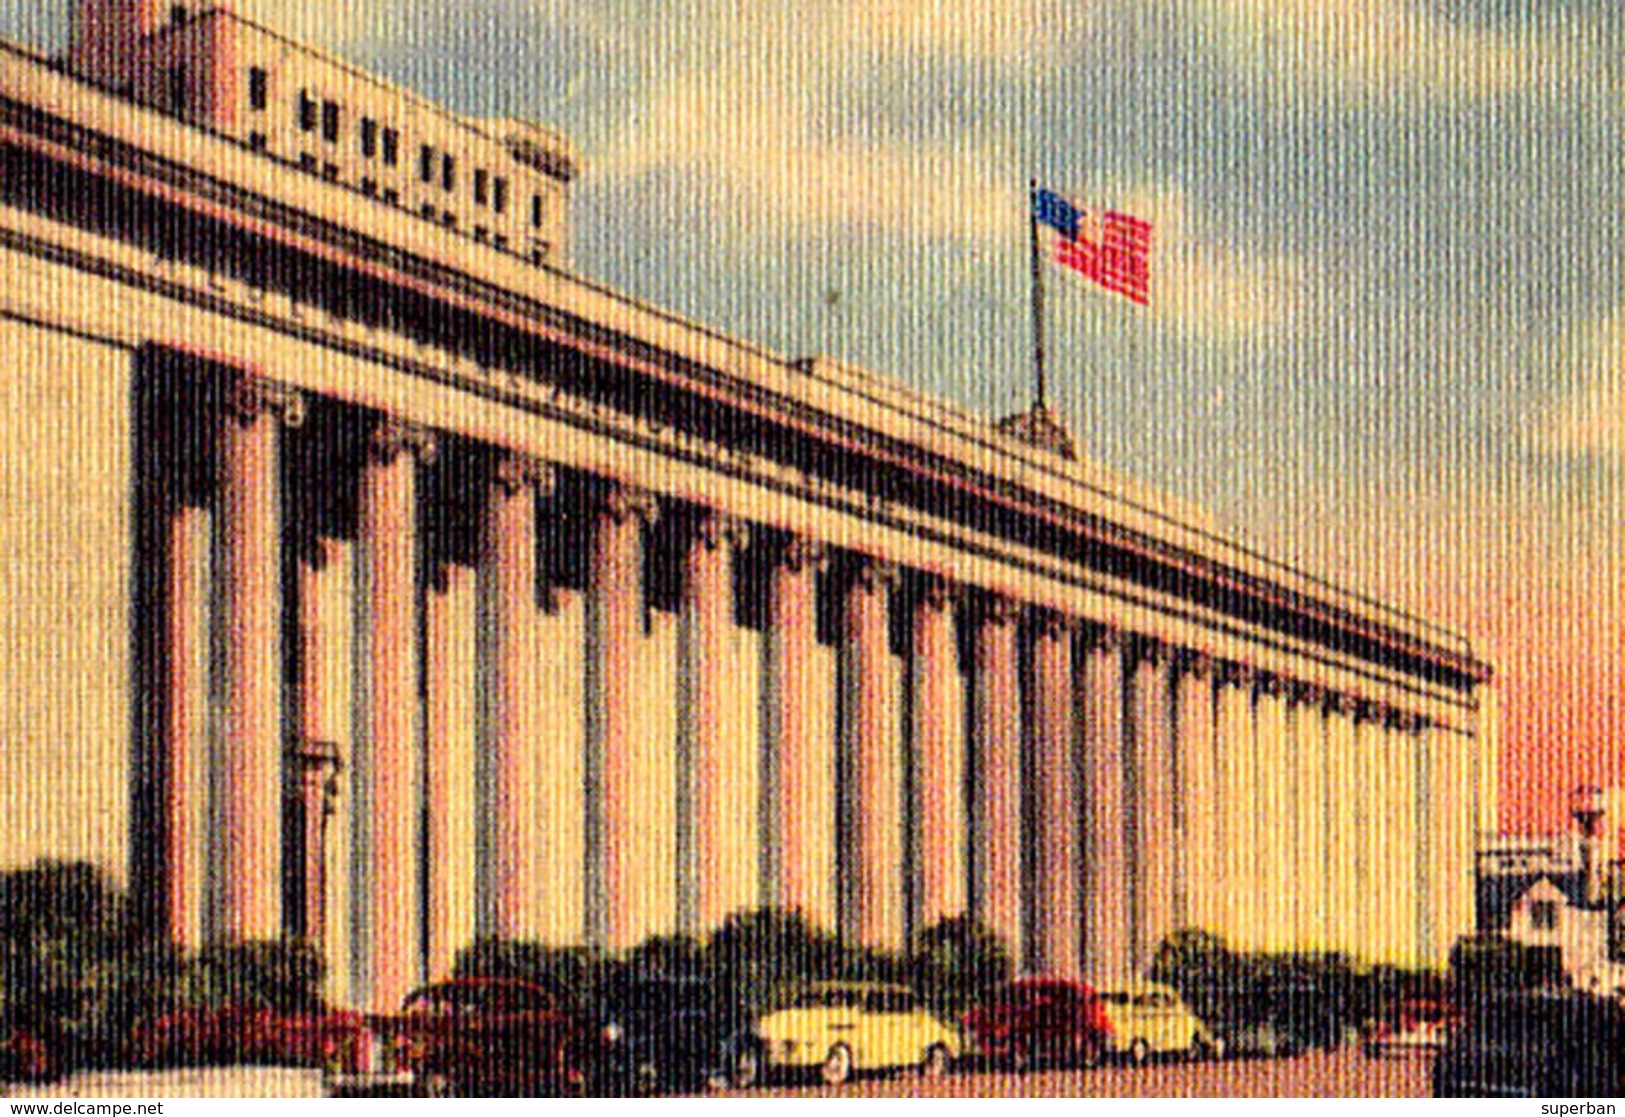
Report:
0,1,1495,1014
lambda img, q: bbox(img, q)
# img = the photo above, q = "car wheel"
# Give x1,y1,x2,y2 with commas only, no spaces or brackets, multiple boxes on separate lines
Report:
728,1043,762,1090
820,1043,853,1086
920,1044,951,1079
1078,1034,1106,1070
1128,1038,1151,1066
633,1059,663,1097
416,1072,456,1098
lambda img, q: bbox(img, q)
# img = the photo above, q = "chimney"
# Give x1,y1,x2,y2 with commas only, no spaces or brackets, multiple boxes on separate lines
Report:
1572,784,1606,907
67,0,163,87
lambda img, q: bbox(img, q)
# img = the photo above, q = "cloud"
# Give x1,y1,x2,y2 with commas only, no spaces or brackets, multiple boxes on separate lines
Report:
1532,311,1625,457
229,0,441,52
1099,186,1305,341
1186,0,1577,105
594,45,1019,242
831,0,1091,65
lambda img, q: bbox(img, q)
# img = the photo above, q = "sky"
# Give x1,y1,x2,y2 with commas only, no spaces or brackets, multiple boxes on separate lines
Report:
3,0,1620,835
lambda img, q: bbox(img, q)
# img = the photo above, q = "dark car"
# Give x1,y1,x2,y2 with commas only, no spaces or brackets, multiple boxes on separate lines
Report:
397,977,593,1097
1433,989,1625,1097
963,977,1111,1070
1186,973,1350,1058
592,973,744,1094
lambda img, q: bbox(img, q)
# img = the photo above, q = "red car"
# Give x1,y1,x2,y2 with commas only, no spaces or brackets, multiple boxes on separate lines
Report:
963,977,1113,1071
129,1002,369,1072
395,977,593,1096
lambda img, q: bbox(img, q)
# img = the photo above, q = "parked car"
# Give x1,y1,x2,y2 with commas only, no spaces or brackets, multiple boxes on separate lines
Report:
1433,989,1625,1097
729,982,959,1087
1197,975,1349,1058
394,977,595,1096
127,1002,368,1072
592,972,744,1094
1097,982,1222,1064
962,976,1111,1070
1363,996,1458,1057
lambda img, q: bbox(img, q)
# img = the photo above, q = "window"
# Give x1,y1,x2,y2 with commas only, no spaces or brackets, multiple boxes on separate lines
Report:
359,117,377,158
247,131,266,150
248,67,267,112
298,91,316,132
473,168,488,206
168,67,186,112
530,193,544,228
418,145,435,183
171,5,189,25
1531,901,1558,931
441,153,455,192
321,100,340,143
492,177,508,214
381,128,399,166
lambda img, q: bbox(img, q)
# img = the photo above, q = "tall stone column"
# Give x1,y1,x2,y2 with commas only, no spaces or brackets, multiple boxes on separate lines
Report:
910,577,964,936
762,536,831,924
355,418,433,1014
969,594,1022,962
286,739,339,946
1079,625,1127,986
425,560,475,982
1383,711,1422,963
1289,686,1328,949
1352,703,1389,959
1426,724,1473,965
585,481,658,950
1126,642,1174,973
678,510,748,934
1323,694,1360,953
1029,608,1078,978
1253,676,1292,951
159,494,208,950
216,376,301,943
1172,653,1217,934
478,454,554,942
1215,664,1258,949
839,557,902,950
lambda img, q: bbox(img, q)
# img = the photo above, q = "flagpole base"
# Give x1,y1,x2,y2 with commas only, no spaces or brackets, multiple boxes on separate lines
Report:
997,403,1080,460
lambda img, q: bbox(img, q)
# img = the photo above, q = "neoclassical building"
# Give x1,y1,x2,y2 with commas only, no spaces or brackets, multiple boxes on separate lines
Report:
0,1,1495,1013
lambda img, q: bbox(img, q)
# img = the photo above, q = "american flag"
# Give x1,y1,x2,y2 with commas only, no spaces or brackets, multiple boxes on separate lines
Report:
1033,188,1152,306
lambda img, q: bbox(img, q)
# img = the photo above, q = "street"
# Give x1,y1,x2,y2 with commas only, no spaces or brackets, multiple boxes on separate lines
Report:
729,1048,1433,1099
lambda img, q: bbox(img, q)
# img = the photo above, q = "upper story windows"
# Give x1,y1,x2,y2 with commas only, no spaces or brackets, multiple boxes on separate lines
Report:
281,85,560,261
167,66,186,113
248,68,268,112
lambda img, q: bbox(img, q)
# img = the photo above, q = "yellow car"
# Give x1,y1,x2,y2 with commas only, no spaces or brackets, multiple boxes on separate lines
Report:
731,982,960,1086
1097,982,1223,1064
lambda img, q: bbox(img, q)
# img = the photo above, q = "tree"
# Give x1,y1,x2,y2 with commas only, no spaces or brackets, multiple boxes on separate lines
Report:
906,916,1011,1017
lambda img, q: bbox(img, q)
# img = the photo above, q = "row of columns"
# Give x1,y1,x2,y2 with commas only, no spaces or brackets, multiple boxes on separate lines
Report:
150,370,1476,1014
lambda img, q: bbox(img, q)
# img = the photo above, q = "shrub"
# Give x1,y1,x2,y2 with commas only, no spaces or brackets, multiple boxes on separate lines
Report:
906,916,1011,1017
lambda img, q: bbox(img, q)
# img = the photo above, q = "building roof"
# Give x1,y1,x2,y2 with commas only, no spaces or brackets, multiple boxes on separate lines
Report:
1477,871,1599,930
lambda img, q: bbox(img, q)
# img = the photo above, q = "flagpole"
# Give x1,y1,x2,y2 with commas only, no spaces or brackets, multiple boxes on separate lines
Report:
1027,178,1047,411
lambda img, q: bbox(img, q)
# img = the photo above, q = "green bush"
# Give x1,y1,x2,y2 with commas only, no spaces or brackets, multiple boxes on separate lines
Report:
0,860,183,1071
906,916,1012,1017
